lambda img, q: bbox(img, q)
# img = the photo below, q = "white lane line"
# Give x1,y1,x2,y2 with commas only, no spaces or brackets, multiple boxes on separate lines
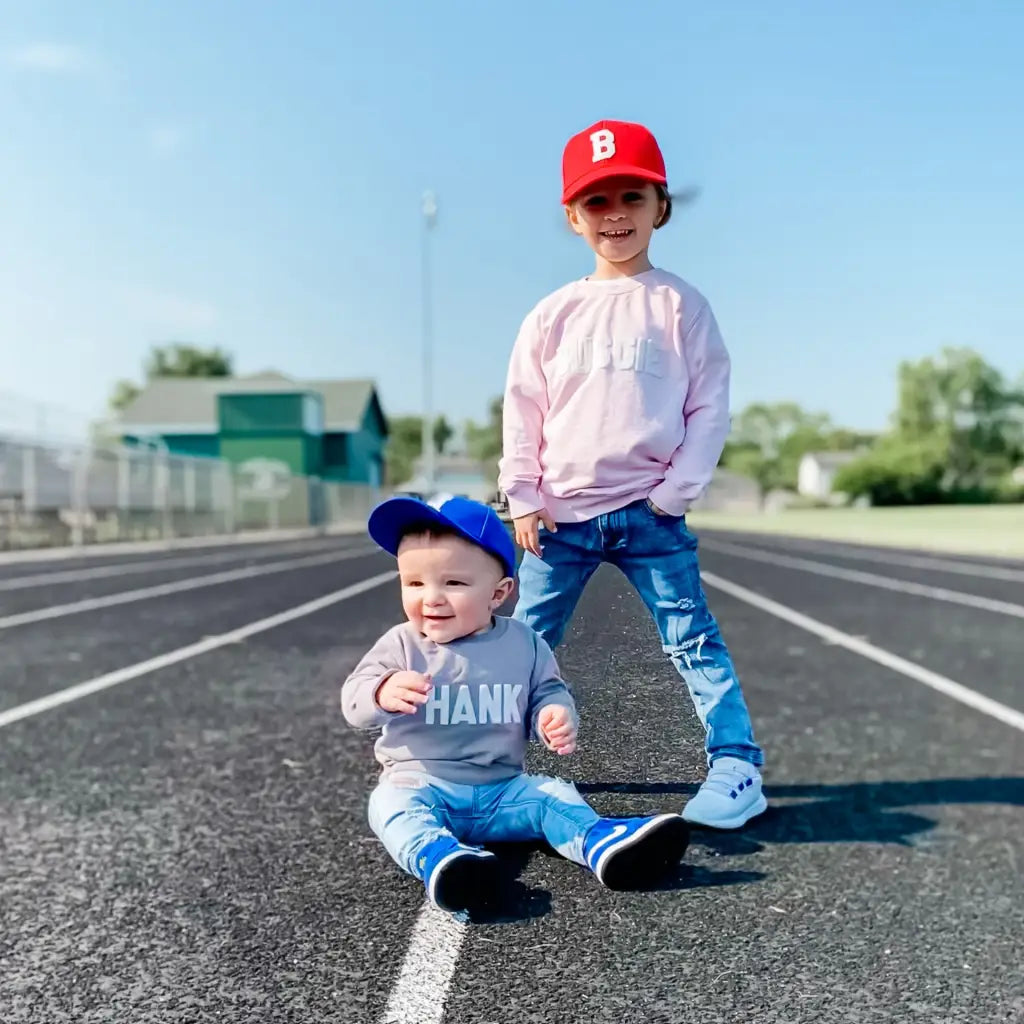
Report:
379,904,467,1024
0,547,378,630
701,539,1024,621
0,539,355,592
0,525,359,566
701,570,1024,733
709,534,1024,583
0,570,396,730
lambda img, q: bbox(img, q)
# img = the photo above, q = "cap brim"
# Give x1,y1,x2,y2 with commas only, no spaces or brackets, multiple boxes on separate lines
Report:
562,165,667,204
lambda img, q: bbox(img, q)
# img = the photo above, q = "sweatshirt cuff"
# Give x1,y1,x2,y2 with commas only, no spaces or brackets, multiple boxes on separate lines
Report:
505,485,544,520
647,482,694,518
348,673,397,728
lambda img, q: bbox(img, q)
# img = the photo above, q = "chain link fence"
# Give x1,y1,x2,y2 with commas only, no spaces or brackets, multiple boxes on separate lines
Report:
0,434,384,552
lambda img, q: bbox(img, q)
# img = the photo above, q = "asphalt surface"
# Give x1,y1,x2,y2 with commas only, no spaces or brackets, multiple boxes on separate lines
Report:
1,525,1021,1023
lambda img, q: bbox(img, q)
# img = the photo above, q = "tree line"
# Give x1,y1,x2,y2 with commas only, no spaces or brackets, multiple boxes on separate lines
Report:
829,347,1023,505
444,345,1023,507
107,343,1022,506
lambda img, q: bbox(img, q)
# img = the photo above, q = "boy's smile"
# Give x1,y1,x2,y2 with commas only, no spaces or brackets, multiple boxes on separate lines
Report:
565,176,667,279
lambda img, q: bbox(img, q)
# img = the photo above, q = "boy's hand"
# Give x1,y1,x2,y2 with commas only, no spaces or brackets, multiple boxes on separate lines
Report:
376,671,433,714
513,509,557,558
537,704,576,755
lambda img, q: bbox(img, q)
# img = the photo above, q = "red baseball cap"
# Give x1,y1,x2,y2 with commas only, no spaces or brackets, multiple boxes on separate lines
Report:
561,120,667,204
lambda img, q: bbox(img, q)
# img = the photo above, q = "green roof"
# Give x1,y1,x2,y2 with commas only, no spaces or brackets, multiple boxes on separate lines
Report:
117,373,384,434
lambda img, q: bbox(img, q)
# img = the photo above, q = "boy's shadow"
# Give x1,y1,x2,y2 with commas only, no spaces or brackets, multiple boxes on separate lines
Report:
451,776,1022,922
576,775,1024,854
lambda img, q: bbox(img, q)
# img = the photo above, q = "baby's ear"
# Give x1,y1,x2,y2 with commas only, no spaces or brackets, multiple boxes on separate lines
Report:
492,575,516,608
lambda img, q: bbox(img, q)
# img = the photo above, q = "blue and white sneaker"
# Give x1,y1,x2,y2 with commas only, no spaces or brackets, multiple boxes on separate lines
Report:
682,757,767,829
417,835,499,913
583,814,690,890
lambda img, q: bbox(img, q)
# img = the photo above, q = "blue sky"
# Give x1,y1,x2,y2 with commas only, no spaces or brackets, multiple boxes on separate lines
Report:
2,0,1022,439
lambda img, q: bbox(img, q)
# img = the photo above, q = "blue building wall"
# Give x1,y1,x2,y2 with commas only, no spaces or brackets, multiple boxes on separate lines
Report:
326,400,386,485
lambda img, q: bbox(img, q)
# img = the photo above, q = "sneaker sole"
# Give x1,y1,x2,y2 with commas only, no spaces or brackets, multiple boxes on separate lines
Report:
682,793,768,830
596,814,691,891
430,850,500,913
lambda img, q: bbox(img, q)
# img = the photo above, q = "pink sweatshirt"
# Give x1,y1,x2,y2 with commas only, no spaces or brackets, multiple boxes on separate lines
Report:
498,268,731,523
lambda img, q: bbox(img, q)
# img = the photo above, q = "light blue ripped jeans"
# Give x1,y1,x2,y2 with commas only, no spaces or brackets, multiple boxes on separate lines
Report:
368,769,600,880
514,497,764,768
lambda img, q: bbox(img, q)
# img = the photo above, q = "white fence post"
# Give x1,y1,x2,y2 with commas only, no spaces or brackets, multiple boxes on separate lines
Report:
117,449,130,512
222,463,235,534
21,446,37,511
71,447,89,546
184,461,196,513
160,449,172,539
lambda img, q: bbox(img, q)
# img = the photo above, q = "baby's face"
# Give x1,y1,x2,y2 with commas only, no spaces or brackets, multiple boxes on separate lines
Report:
396,533,513,643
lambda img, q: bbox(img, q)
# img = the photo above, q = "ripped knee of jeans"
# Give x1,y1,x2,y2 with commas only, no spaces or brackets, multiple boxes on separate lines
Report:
536,775,587,806
664,632,707,671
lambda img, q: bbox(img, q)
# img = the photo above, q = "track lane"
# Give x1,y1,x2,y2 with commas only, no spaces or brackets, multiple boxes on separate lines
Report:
1,534,1021,1023
437,562,1023,1024
695,542,1024,716
0,549,390,714
0,570,410,1023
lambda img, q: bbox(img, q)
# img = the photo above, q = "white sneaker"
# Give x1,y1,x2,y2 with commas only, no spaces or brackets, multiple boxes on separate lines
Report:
682,757,767,829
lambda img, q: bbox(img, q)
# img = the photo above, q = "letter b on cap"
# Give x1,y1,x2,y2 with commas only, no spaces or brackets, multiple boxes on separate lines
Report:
590,129,615,163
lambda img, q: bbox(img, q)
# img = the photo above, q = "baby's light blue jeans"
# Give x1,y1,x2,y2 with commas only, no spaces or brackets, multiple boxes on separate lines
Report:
368,769,600,880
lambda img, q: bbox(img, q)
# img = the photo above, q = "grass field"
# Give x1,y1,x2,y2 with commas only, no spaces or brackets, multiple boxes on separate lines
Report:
687,503,1024,559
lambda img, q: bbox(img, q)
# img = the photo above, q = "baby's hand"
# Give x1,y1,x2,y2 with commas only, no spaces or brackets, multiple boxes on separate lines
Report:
537,704,576,755
376,671,433,714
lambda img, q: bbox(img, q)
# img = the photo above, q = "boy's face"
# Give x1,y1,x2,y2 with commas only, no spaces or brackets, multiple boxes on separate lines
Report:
565,177,666,271
396,533,514,643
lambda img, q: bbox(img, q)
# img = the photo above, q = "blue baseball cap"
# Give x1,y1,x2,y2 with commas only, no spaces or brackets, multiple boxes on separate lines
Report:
367,495,517,578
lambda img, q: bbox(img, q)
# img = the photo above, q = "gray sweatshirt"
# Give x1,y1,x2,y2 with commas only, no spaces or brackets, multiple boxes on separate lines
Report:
341,615,577,785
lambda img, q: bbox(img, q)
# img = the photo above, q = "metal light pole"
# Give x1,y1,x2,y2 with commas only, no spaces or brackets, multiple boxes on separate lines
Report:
420,190,438,496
